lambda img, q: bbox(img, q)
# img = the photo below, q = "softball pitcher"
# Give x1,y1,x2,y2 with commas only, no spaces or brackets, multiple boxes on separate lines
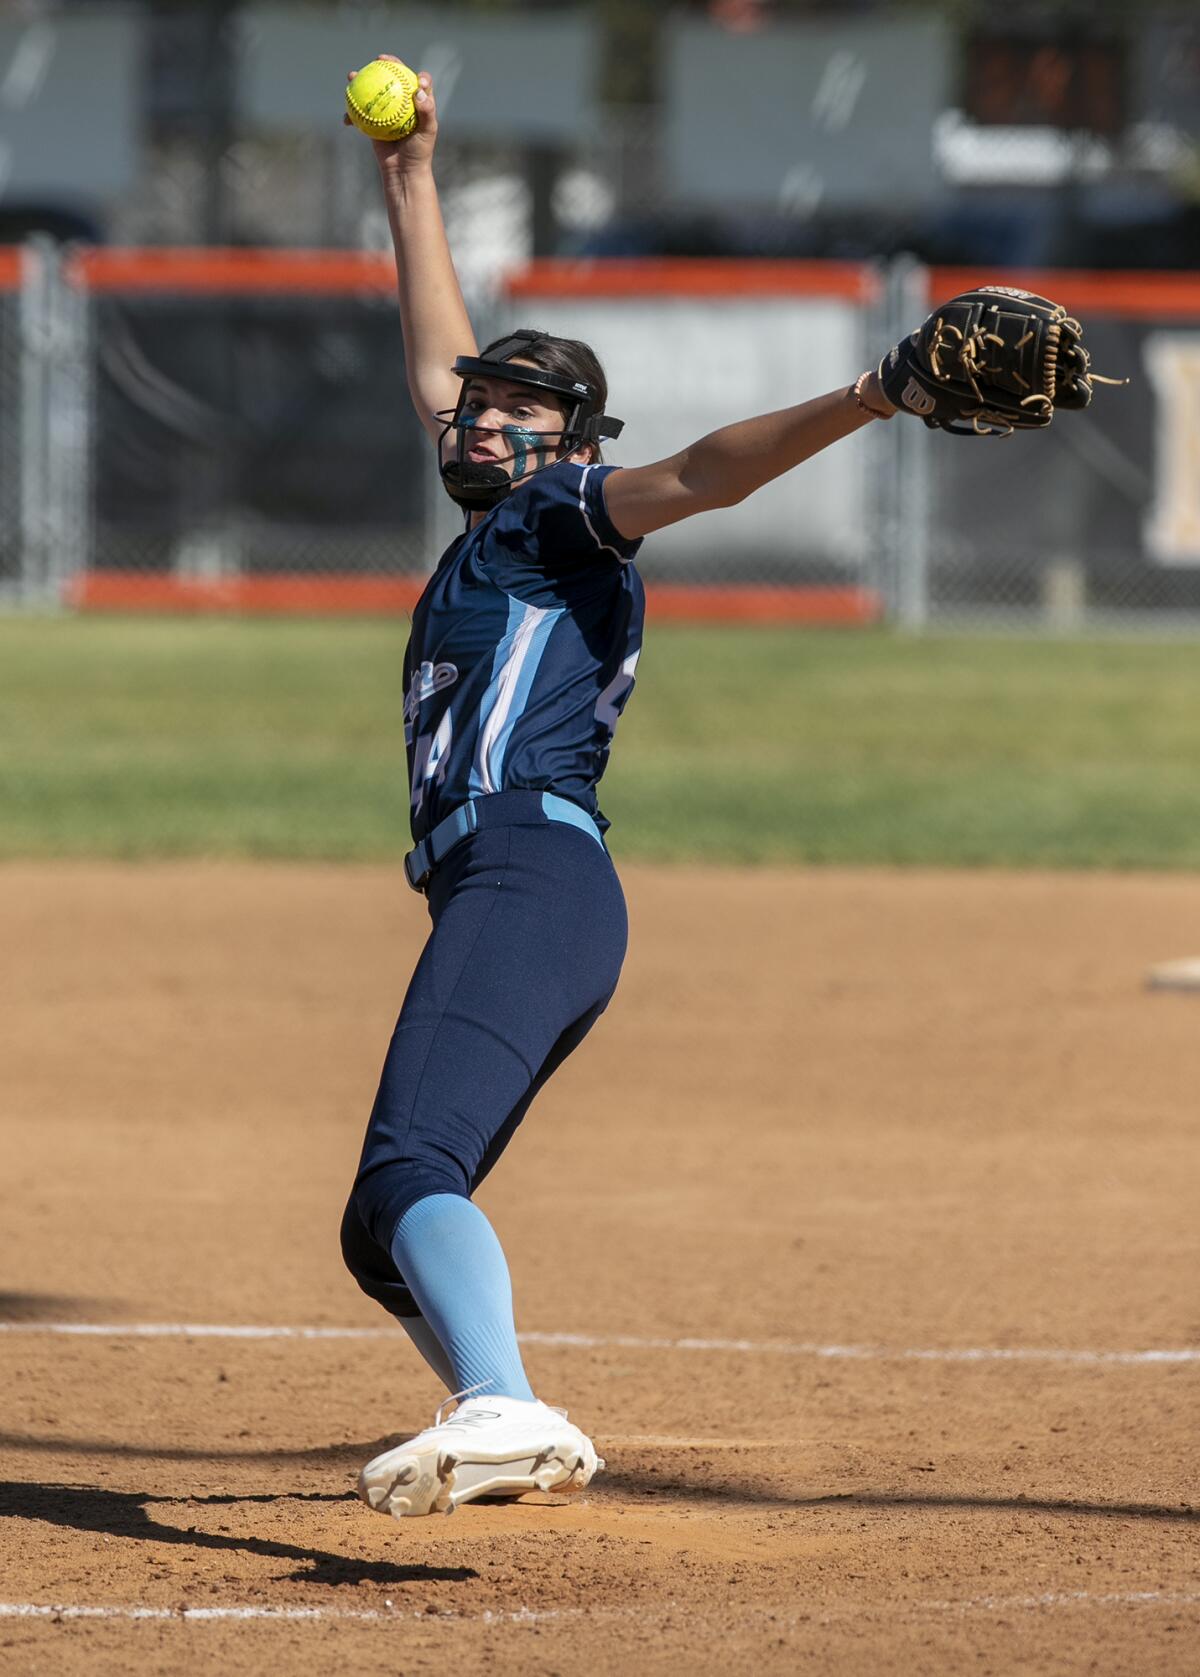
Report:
339,59,1106,1522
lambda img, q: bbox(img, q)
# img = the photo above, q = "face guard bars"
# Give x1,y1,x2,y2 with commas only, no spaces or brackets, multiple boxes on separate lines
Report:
436,330,624,511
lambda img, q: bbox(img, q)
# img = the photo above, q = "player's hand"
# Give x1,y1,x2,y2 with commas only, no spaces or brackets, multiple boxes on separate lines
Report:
344,58,438,173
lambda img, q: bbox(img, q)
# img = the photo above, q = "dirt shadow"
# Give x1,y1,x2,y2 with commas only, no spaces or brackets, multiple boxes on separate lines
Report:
0,1430,412,1469
0,1481,478,1589
597,1466,1199,1522
0,1293,115,1323
798,1489,1199,1522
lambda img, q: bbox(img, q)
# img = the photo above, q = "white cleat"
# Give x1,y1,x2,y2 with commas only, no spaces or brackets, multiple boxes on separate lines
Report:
357,1394,605,1520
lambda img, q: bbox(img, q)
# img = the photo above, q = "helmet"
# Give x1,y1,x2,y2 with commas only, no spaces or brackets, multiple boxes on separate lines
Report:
436,330,625,511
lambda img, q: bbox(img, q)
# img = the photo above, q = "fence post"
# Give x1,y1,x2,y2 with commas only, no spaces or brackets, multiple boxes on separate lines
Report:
18,239,51,603
882,255,933,630
47,244,91,604
17,238,90,607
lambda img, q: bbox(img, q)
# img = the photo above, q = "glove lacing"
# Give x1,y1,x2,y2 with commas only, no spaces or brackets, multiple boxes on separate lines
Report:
929,304,1123,435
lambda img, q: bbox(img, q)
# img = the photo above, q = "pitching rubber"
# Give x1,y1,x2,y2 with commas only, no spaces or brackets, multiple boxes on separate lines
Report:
1145,955,1200,993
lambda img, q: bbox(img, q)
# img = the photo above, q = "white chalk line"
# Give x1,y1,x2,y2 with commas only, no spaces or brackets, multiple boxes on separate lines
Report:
522,1332,1200,1367
1,1591,1197,1627
0,1602,576,1626
923,1590,1200,1613
602,1433,776,1448
0,1322,1196,1366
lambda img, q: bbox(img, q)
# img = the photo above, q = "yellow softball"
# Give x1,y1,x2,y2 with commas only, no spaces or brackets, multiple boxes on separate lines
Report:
345,57,420,141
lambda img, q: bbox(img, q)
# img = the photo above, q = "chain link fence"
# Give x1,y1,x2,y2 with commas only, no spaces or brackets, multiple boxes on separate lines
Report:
902,284,1200,628
89,281,429,580
5,242,1200,629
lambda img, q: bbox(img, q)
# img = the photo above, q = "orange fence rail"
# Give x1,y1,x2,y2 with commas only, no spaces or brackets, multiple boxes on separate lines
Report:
54,251,1198,313
508,258,1200,316
65,247,398,295
506,258,879,302
66,572,881,626
0,248,24,290
926,267,1200,320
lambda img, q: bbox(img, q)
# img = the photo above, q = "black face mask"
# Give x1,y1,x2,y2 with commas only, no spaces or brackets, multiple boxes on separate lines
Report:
435,332,624,513
435,408,562,511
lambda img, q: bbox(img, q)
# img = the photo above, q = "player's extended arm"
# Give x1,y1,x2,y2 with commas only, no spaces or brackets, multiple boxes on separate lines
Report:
603,374,895,542
356,62,478,441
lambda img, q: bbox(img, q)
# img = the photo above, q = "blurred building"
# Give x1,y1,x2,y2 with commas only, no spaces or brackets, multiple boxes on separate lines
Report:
0,1,1196,274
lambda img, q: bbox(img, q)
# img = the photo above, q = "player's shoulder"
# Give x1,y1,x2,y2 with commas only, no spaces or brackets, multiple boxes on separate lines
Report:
507,459,639,564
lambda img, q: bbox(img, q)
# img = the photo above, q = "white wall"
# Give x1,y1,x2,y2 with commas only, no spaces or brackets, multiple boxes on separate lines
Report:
493,294,872,570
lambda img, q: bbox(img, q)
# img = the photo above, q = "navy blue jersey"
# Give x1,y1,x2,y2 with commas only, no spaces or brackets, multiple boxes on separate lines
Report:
402,460,645,842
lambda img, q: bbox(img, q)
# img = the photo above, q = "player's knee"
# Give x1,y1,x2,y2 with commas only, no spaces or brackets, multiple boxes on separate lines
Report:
342,1164,465,1272
339,1192,404,1300
339,1193,376,1285
340,1188,434,1319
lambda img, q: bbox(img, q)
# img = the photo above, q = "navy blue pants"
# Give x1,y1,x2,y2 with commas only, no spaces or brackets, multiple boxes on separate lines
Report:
341,796,628,1319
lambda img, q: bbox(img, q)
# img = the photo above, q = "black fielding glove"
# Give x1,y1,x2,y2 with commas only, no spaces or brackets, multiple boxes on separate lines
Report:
879,286,1121,436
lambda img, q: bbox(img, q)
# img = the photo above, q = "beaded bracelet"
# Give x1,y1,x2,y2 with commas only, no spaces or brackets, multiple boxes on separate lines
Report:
853,369,895,420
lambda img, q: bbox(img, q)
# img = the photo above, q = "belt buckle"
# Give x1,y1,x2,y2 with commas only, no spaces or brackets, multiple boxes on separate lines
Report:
404,802,478,894
403,847,431,892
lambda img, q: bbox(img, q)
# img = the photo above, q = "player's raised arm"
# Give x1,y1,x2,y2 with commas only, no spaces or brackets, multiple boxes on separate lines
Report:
346,58,478,441
602,372,895,542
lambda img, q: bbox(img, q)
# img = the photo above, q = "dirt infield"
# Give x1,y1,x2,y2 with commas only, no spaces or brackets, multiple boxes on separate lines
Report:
1,861,1197,1675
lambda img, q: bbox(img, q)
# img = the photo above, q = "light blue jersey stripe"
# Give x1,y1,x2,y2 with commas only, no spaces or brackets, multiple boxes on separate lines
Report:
467,594,526,798
484,603,564,793
469,598,564,797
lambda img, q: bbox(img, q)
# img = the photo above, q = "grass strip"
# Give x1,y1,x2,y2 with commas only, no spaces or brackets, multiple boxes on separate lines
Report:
1,616,1198,868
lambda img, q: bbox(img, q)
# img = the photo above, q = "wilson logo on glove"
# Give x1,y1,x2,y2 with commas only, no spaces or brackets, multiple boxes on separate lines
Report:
901,380,937,416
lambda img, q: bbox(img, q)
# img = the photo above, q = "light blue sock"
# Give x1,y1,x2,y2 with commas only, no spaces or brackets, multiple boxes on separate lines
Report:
390,1193,535,1402
398,1314,457,1393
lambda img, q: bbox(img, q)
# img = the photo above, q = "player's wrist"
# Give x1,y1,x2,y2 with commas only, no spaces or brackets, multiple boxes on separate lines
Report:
852,369,897,420
378,149,435,187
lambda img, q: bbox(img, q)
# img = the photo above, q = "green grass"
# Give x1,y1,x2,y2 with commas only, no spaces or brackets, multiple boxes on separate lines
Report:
2,615,1199,867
